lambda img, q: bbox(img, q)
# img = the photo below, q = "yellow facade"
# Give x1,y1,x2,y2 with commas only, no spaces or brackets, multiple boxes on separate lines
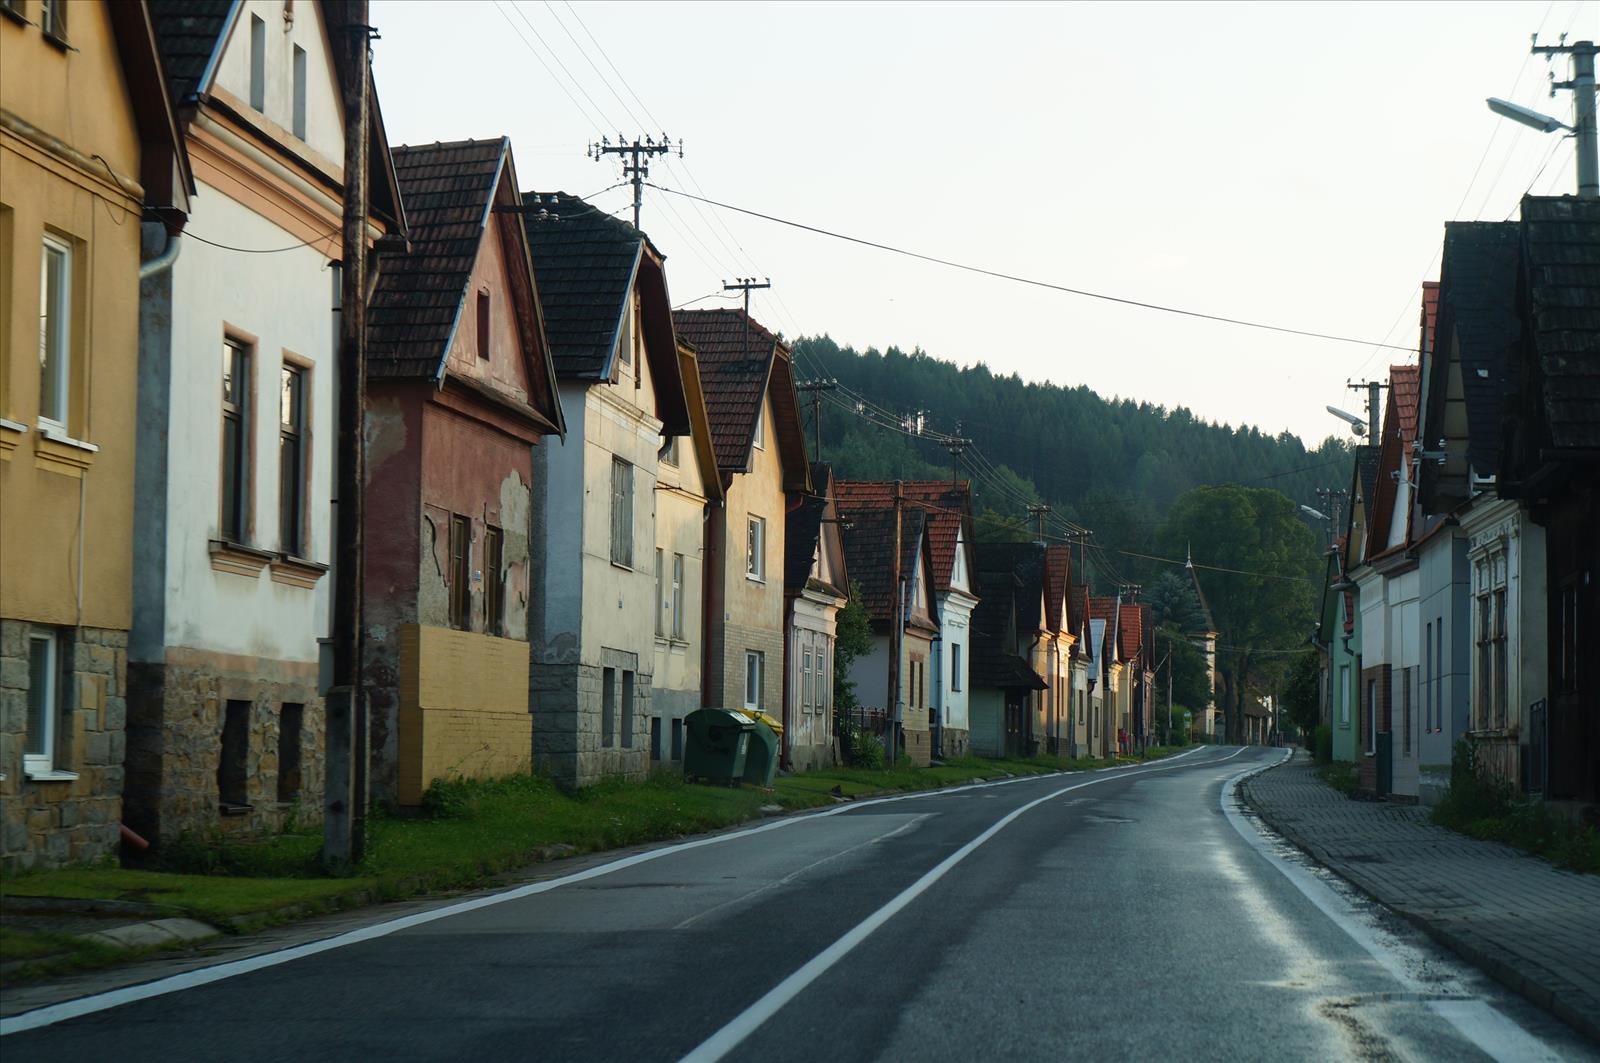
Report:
0,2,143,630
396,624,533,805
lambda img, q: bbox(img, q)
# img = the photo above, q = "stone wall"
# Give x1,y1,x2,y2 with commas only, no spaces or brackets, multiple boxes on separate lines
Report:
941,727,970,760
533,655,652,788
0,621,127,872
124,647,323,847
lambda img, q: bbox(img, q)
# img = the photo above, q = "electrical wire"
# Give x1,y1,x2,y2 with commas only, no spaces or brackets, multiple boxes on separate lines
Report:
184,228,340,254
645,182,1418,353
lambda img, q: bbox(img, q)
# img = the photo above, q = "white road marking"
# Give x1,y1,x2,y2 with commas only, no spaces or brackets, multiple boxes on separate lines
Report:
1221,754,1563,1063
0,746,1208,1036
677,746,1248,1063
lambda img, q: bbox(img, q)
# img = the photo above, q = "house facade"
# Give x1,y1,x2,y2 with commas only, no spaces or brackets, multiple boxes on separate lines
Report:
783,463,848,770
125,0,402,844
363,139,563,806
0,0,190,870
673,310,810,729
524,191,690,787
970,554,1046,757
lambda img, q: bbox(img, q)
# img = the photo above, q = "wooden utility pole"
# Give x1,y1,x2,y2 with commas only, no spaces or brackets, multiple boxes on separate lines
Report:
887,480,903,766
590,134,679,229
1027,503,1051,542
326,0,372,869
795,378,837,461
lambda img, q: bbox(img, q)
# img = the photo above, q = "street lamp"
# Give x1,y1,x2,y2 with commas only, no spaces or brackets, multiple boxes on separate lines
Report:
1487,96,1571,134
1484,37,1597,199
1326,406,1366,437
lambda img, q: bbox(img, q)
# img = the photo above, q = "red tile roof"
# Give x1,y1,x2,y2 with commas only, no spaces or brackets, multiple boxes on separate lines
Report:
1391,363,1421,443
1421,281,1440,353
1119,604,1143,662
1043,545,1073,634
834,480,970,595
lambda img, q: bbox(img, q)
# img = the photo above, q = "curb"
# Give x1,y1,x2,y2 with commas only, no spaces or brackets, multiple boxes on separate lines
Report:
1240,756,1600,1047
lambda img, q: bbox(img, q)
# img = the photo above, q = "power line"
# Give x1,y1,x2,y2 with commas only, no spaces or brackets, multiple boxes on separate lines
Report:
491,1,609,132
644,182,1418,353
1113,548,1314,584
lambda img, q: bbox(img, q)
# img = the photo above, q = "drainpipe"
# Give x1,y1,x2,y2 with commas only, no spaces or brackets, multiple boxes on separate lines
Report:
139,229,181,279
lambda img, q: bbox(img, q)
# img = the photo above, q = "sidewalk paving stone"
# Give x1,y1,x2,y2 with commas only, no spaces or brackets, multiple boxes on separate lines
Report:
1243,751,1600,1046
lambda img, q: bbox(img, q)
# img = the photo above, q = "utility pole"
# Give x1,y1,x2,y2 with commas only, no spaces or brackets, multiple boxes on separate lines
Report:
326,0,373,869
1349,380,1388,441
795,378,837,461
590,134,679,229
1026,503,1051,542
1531,36,1598,198
943,436,972,483
887,480,904,767
723,277,771,320
1316,488,1348,549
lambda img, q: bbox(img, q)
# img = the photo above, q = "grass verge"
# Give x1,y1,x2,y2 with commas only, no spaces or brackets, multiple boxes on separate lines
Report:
1,745,1184,982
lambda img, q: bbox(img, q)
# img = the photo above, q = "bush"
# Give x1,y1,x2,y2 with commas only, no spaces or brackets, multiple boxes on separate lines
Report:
1434,738,1600,875
1313,725,1332,764
851,731,885,770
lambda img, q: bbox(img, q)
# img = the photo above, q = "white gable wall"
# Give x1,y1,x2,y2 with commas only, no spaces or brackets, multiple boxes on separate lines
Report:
213,0,344,164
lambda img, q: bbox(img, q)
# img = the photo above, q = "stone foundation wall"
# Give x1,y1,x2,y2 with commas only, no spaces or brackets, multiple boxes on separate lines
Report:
788,740,837,773
124,647,323,847
940,728,970,760
533,654,652,788
0,621,127,872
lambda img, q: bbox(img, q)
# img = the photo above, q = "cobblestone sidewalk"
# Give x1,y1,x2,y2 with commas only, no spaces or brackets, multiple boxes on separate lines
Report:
1243,751,1600,1045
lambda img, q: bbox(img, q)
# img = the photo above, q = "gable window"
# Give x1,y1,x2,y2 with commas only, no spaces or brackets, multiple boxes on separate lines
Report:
483,525,503,635
746,515,765,581
661,436,680,466
671,553,685,639
449,514,471,630
278,364,306,556
249,14,266,112
752,405,765,450
951,642,963,692
38,235,71,431
610,458,633,567
745,651,763,712
221,339,252,543
40,0,65,44
291,44,308,139
476,288,491,360
24,629,73,778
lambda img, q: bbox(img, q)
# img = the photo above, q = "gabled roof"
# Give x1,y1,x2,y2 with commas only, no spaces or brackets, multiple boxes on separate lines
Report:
674,337,723,503
367,139,562,432
976,542,1046,634
1043,545,1073,635
1519,195,1600,452
1183,553,1218,634
971,649,1048,692
1431,222,1521,482
673,309,809,490
1365,364,1421,561
834,480,973,596
1119,603,1143,662
786,463,847,598
839,508,930,628
522,193,644,377
1392,364,1421,444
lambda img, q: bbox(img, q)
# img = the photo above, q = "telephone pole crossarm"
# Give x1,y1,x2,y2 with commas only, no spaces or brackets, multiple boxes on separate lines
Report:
590,134,680,228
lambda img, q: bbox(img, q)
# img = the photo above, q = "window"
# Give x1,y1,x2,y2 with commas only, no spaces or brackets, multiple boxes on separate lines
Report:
219,699,251,811
752,405,765,449
621,671,635,748
40,0,65,43
24,630,69,777
655,548,666,637
0,1,25,25
601,668,617,747
277,703,303,802
483,526,503,635
671,718,683,760
610,458,633,567
1493,586,1507,728
662,436,680,466
746,516,765,581
671,553,685,639
449,515,471,630
1434,618,1443,732
1366,678,1377,755
249,15,266,112
1339,665,1350,726
221,339,252,542
1472,547,1508,729
476,288,491,360
38,235,70,430
650,717,662,761
802,648,813,715
745,651,763,712
1401,666,1412,756
818,639,830,717
952,643,963,692
1424,622,1433,733
1557,581,1579,696
291,44,308,139
279,365,305,556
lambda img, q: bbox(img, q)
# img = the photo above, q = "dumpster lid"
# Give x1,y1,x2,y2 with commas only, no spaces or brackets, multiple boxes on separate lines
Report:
749,710,784,738
688,708,755,726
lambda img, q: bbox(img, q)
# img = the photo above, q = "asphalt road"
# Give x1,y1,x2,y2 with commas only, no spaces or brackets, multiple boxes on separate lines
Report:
5,746,1596,1061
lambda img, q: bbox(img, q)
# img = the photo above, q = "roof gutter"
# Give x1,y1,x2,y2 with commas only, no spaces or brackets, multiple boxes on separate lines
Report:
139,228,182,279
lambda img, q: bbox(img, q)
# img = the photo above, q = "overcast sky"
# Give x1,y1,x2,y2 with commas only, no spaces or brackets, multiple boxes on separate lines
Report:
371,0,1597,446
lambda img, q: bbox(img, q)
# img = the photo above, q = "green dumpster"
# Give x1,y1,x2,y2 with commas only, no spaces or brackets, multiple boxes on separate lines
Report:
684,708,754,784
743,716,780,787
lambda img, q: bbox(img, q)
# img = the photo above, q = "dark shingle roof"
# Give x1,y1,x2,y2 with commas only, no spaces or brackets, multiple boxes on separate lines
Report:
840,509,926,625
834,481,970,595
1437,222,1521,477
368,140,506,380
785,494,827,595
1520,196,1600,450
673,309,782,474
148,0,235,104
522,192,643,379
976,542,1045,633
970,645,1047,692
1044,544,1073,634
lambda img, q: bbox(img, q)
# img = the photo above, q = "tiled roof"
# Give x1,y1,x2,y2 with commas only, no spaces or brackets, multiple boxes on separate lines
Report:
1119,603,1142,661
785,468,834,596
839,509,927,625
834,480,970,595
523,192,643,379
368,140,507,380
970,645,1048,692
1421,281,1440,352
673,309,782,474
1355,444,1381,510
976,542,1045,633
1436,222,1520,477
1391,364,1421,443
1044,545,1073,634
148,0,234,104
1520,196,1600,450
971,568,1017,647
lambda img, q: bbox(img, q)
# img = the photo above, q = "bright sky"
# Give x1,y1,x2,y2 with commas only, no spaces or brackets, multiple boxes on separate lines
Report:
371,0,1597,446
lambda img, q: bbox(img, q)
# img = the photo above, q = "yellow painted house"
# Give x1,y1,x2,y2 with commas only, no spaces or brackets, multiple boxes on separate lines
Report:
0,0,190,871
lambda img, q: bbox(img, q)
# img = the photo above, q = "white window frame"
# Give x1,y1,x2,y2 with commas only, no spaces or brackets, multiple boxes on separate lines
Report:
1339,665,1350,727
249,14,266,112
746,515,765,582
291,44,308,139
24,630,77,781
671,552,685,639
951,642,963,693
655,548,666,638
752,405,765,450
745,651,763,712
801,646,813,715
38,234,71,433
610,458,634,568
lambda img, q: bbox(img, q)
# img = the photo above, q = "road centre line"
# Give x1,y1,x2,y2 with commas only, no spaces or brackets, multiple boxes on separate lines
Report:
678,746,1248,1063
1220,754,1561,1063
0,745,1210,1037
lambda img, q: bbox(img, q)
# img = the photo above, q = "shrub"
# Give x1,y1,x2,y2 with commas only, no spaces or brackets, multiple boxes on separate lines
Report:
851,731,885,770
1314,725,1332,764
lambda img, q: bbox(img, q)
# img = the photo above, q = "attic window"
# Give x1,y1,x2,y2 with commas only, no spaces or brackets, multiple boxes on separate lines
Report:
292,45,307,139
752,405,765,450
476,288,491,360
249,15,266,111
